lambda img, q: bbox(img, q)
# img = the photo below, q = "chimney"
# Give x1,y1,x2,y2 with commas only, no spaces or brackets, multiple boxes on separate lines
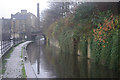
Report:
21,10,27,14
37,3,40,29
37,3,40,18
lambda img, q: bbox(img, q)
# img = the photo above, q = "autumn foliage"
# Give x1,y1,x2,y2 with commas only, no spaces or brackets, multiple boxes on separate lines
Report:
93,15,119,47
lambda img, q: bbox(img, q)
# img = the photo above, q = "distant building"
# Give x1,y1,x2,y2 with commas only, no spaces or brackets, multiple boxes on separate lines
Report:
11,10,37,40
0,18,11,41
0,19,2,41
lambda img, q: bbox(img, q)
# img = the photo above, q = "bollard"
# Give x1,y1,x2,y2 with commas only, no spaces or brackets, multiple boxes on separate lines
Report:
24,56,27,61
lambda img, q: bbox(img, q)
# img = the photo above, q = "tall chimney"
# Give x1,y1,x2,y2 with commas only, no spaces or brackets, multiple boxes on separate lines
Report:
37,3,40,29
37,3,40,74
37,3,40,18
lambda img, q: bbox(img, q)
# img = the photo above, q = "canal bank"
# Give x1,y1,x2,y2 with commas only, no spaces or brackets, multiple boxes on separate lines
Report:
2,41,31,78
22,42,37,78
26,42,120,78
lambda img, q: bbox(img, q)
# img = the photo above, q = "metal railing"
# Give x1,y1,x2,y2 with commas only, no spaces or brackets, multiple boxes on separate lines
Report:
0,40,11,55
0,39,23,57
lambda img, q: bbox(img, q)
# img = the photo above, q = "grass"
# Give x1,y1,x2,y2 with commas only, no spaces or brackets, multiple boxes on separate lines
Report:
22,65,27,78
0,63,2,75
0,70,2,75
2,47,14,74
0,58,2,75
21,46,27,78
20,47,24,58
4,48,14,59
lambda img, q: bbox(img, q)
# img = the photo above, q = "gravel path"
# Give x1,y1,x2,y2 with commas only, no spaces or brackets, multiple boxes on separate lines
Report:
3,41,30,78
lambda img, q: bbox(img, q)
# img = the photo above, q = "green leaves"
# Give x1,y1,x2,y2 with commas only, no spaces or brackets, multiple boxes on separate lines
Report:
74,3,95,25
91,10,112,27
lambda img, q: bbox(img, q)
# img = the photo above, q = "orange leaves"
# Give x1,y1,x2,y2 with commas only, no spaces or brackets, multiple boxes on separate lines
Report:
99,31,102,35
99,23,101,27
100,26,102,29
92,14,117,45
93,29,96,32
105,28,108,31
104,19,108,23
102,45,105,48
103,40,105,43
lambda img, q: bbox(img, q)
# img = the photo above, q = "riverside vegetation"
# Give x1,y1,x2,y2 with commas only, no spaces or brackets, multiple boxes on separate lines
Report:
46,3,120,71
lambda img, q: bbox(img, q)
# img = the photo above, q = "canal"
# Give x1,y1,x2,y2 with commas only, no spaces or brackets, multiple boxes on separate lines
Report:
26,41,119,78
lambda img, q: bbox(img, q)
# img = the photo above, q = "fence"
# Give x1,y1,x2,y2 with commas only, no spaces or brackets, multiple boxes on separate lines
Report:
0,39,23,57
0,40,11,55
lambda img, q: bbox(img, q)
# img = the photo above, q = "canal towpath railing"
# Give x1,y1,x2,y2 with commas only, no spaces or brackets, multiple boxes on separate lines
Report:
0,39,23,58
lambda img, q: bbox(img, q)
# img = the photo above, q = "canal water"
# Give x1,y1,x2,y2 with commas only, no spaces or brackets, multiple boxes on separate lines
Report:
26,41,119,78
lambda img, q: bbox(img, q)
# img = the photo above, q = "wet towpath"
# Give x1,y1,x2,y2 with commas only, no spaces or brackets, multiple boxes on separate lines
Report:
3,41,30,78
26,41,120,78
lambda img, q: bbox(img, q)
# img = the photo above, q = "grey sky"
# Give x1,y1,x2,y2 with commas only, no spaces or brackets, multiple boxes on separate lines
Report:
0,0,119,18
0,0,48,18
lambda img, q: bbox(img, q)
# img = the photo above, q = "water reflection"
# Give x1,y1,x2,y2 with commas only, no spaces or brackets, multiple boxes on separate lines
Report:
26,42,119,78
26,41,57,78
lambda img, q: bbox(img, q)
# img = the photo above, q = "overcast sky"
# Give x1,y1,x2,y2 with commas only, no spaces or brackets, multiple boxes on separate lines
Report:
0,0,119,18
0,0,48,18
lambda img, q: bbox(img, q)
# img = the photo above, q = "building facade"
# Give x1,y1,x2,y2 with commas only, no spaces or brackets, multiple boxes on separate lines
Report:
0,18,11,41
11,10,37,40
